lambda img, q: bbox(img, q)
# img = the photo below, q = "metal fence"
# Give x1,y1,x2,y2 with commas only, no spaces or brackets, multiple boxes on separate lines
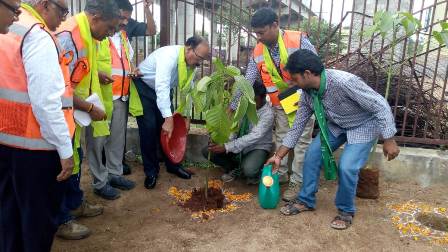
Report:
69,0,448,147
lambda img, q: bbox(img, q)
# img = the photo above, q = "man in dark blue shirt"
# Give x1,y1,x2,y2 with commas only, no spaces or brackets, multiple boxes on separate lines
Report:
120,0,156,39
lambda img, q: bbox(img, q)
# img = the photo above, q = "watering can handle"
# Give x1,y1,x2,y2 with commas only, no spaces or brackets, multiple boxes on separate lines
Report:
264,164,273,176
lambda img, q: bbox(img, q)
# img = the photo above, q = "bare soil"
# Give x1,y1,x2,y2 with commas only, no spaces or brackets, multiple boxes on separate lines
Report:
183,187,227,212
52,161,448,252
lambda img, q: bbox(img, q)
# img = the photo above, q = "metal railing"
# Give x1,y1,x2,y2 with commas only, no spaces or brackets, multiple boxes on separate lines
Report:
69,0,448,147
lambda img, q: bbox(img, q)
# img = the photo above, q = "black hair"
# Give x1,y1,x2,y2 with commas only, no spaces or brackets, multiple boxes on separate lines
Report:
251,7,278,28
115,0,133,12
253,80,267,98
185,35,207,49
85,0,120,20
284,49,324,76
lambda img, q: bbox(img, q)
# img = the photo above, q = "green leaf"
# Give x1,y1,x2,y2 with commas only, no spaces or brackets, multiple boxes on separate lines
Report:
230,120,239,132
205,105,231,144
379,12,394,37
191,90,206,112
232,76,255,104
213,57,226,72
246,102,258,125
232,97,248,124
196,76,211,92
440,21,448,30
362,25,377,38
225,65,241,76
433,31,448,46
399,12,421,36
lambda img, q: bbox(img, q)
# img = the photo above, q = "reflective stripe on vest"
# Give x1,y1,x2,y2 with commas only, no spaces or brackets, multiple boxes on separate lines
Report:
0,132,54,150
0,87,73,108
111,68,130,76
0,8,74,150
110,35,131,98
266,86,278,93
253,30,302,106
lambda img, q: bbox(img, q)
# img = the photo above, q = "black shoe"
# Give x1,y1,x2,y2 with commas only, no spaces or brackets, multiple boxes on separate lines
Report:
122,162,131,175
167,166,191,179
144,176,157,189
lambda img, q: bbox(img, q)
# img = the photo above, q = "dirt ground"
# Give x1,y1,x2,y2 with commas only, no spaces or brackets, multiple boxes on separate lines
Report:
52,161,448,252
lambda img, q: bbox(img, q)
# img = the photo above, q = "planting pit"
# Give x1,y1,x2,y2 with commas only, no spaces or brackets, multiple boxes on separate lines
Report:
389,201,448,245
183,187,227,212
168,179,252,221
416,212,448,232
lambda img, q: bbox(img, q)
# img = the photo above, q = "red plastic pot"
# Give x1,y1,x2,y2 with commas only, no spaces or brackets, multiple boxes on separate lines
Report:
160,113,187,164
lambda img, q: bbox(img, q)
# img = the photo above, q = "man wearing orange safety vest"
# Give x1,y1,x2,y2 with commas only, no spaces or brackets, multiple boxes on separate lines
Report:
230,8,316,202
86,0,142,203
54,0,120,240
0,0,75,250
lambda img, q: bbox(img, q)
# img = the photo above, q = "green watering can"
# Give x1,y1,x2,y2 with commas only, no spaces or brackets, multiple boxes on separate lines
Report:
258,164,280,209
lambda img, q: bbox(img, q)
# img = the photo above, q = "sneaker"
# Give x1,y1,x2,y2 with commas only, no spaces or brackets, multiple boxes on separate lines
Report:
70,200,104,218
221,169,240,183
56,220,91,240
94,184,121,200
282,181,301,202
109,176,136,190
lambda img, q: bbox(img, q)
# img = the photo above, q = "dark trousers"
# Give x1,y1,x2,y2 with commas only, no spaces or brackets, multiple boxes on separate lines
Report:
57,147,84,225
202,147,269,179
0,144,67,252
134,78,179,178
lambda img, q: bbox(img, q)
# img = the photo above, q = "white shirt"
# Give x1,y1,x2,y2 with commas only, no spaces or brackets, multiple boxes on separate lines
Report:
22,26,73,159
138,45,195,118
110,32,134,101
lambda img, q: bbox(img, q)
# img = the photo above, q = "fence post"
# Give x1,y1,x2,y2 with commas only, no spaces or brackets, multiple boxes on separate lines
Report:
160,0,171,46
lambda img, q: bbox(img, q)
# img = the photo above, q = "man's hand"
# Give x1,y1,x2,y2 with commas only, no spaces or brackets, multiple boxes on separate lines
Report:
162,116,174,138
98,71,114,85
208,144,226,154
383,138,400,161
265,146,289,173
57,156,74,181
185,117,190,132
265,155,281,173
89,105,107,121
128,68,143,78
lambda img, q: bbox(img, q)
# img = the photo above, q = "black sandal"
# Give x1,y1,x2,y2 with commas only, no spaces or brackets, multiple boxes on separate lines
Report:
330,211,354,230
280,200,313,216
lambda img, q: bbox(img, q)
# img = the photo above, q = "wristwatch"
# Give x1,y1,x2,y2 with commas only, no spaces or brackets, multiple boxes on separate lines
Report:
273,152,283,161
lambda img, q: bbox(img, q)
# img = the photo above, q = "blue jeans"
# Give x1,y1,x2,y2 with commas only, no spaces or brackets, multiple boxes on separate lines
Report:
297,132,375,214
57,147,84,225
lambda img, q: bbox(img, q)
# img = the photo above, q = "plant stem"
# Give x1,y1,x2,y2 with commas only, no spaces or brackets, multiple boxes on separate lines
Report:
205,151,211,204
366,24,397,169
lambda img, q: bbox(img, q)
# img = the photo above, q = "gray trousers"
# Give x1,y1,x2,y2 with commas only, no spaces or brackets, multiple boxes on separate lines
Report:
273,105,315,184
86,100,128,189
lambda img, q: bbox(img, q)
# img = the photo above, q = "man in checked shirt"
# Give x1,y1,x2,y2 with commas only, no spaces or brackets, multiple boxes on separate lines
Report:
266,49,400,230
230,7,316,201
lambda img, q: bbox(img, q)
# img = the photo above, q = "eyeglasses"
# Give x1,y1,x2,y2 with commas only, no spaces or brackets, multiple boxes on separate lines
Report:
193,49,207,61
48,0,69,18
0,0,21,17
